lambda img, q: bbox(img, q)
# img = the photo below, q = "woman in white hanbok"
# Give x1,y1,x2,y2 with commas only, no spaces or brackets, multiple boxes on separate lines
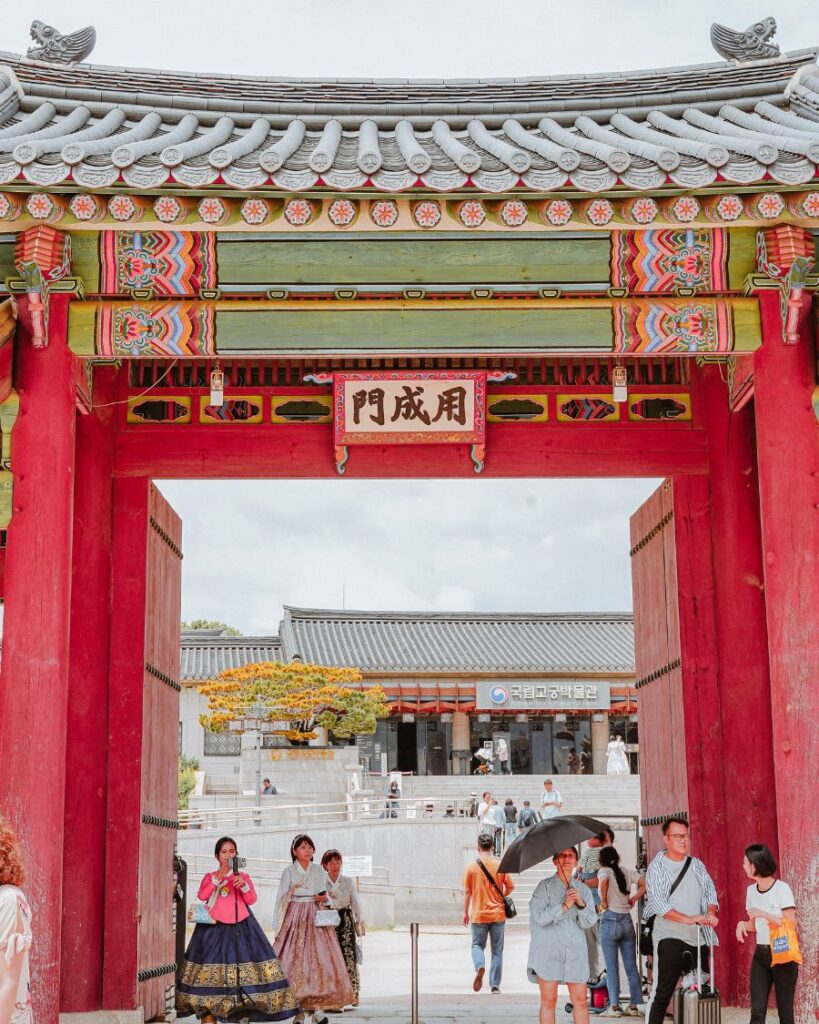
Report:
606,734,630,776
0,818,33,1024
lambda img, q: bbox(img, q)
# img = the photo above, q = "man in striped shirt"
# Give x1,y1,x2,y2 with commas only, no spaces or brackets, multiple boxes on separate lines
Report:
644,817,719,1024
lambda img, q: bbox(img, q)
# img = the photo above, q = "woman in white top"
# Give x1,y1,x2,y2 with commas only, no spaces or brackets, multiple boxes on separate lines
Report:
606,735,630,776
274,835,354,1023
320,850,365,1007
597,846,645,1015
0,818,33,1024
736,844,798,1024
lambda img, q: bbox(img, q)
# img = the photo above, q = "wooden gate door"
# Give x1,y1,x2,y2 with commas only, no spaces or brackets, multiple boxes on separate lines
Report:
629,476,724,865
138,486,183,1017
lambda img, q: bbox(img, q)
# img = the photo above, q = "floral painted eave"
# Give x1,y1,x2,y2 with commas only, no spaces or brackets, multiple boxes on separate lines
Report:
4,47,819,195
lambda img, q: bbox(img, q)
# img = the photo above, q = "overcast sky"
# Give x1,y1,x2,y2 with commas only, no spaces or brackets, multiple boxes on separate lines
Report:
7,1,817,633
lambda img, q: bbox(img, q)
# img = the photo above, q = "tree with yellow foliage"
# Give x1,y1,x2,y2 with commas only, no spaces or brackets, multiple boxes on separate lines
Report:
199,660,389,743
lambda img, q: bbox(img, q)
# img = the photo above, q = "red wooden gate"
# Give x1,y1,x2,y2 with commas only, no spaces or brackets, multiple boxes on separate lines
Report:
138,486,183,1017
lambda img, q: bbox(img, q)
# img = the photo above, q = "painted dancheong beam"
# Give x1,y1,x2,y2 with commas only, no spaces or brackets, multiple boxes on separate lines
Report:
66,296,761,359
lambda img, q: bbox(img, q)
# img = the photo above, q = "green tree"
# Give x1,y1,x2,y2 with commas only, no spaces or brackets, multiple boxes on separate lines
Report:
178,754,199,810
182,619,242,636
199,661,389,743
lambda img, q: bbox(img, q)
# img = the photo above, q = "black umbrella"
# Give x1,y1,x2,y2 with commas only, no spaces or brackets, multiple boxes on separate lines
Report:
498,814,610,873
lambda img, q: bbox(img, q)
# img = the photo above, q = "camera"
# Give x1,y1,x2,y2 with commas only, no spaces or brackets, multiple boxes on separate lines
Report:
228,855,247,872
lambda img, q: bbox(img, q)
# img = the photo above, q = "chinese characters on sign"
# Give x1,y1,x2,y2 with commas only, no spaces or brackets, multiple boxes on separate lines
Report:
475,680,612,711
305,370,513,474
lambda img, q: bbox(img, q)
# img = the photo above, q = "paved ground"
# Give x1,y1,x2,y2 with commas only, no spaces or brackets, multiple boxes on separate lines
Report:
177,927,767,1024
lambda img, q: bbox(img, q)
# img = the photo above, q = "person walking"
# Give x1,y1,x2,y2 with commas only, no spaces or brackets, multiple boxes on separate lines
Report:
177,835,298,1023
274,835,355,1023
644,817,719,1024
491,799,505,856
540,779,563,819
528,846,597,1024
518,800,537,832
578,833,603,984
321,850,365,1009
0,818,33,1024
606,735,630,776
385,779,401,818
736,844,799,1024
496,739,511,775
503,799,518,848
462,833,515,995
598,846,645,1016
477,791,492,831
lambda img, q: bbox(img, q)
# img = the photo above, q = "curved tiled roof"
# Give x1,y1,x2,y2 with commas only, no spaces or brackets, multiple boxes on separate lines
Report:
280,608,634,674
180,632,282,681
2,48,819,193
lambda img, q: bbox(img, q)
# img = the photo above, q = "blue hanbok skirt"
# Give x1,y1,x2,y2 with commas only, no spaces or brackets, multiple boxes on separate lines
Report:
176,914,299,1022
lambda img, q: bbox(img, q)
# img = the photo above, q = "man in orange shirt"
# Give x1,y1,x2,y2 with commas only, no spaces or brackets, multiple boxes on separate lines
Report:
462,833,515,994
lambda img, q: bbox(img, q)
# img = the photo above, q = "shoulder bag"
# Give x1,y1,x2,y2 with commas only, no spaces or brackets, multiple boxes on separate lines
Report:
640,856,691,955
476,858,517,919
187,880,220,925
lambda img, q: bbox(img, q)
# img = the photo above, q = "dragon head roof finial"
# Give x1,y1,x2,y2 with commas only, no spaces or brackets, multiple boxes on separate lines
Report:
26,20,96,65
710,16,780,63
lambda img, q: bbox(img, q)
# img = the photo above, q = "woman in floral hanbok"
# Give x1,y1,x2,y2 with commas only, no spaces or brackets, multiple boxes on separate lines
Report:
274,835,354,1023
320,850,365,1007
0,817,33,1024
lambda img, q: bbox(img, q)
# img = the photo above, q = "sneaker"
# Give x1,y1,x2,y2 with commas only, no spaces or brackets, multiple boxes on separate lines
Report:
604,1009,623,1018
491,987,501,994
621,1008,639,1016
473,966,485,992
313,1012,327,1024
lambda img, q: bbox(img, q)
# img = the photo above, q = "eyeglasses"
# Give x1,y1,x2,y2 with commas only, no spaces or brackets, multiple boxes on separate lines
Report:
668,833,690,840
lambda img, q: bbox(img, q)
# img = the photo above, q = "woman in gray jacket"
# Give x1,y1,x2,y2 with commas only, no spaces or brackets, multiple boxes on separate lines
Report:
528,846,597,1024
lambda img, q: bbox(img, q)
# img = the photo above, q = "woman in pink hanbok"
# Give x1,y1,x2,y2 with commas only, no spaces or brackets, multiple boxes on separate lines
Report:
274,835,354,1023
0,818,33,1024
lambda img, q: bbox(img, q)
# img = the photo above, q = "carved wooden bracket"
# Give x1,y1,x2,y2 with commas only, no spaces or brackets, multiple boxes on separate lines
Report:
9,226,74,348
754,225,816,345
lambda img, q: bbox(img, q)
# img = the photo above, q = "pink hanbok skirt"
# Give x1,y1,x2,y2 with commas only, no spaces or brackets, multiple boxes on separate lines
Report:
276,901,355,1011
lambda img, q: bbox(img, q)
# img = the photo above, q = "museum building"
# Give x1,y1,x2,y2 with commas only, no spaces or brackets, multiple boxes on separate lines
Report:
180,606,638,777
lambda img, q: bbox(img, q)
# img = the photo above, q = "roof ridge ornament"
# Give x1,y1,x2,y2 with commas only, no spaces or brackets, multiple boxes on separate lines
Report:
26,20,96,65
710,16,780,63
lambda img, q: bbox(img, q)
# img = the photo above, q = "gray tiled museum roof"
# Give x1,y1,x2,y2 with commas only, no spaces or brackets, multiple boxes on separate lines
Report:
3,47,819,192
180,632,282,681
280,608,634,674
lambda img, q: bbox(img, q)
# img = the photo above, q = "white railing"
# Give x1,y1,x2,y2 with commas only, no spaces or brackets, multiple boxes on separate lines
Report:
179,794,478,831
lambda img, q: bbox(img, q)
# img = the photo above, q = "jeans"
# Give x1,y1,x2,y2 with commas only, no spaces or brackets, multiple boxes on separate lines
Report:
471,921,505,989
599,910,643,1007
505,823,517,846
750,945,798,1024
647,938,710,1024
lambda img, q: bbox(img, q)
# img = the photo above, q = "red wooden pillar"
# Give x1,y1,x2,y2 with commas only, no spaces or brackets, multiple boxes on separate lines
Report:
60,366,117,1011
103,475,151,1011
754,290,818,1023
0,293,76,1024
696,365,778,1005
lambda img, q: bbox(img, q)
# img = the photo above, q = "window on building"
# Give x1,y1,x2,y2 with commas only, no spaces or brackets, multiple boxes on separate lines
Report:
203,731,241,756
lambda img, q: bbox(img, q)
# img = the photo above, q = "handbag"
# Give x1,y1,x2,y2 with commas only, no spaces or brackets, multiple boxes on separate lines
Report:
187,883,219,925
770,918,802,965
476,858,517,919
315,908,341,927
640,856,691,956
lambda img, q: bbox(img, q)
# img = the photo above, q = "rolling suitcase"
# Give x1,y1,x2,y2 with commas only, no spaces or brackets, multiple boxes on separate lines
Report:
682,930,720,1024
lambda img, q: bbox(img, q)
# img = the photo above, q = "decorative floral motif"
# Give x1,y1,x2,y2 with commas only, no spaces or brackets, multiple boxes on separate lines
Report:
671,196,700,223
198,197,226,224
100,232,217,295
369,200,399,227
457,200,487,227
154,196,183,223
69,194,99,221
715,195,743,222
0,194,10,219
630,198,658,225
543,199,573,226
412,200,442,229
26,193,55,220
799,192,819,218
586,199,614,226
499,199,528,227
99,302,216,358
756,193,784,220
108,195,137,222
613,299,733,354
284,197,315,226
240,198,270,225
327,199,358,227
611,230,727,293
